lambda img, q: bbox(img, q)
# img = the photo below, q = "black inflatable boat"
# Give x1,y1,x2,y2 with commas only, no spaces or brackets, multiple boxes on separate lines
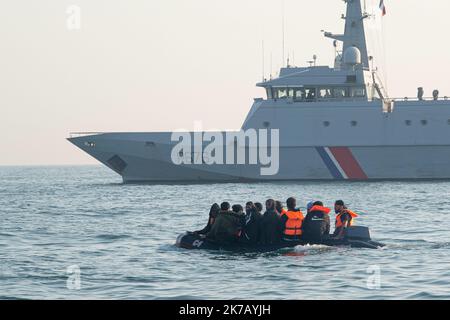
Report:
176,226,385,252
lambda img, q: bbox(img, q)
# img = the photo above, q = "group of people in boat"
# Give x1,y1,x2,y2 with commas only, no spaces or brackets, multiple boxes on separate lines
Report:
194,198,359,245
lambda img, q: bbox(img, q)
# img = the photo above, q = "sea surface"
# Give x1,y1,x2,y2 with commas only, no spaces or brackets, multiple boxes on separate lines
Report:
1,165,450,300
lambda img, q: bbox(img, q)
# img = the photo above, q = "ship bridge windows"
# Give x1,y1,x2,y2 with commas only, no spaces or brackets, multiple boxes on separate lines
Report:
318,89,333,99
351,87,366,98
273,88,288,99
294,88,316,101
268,86,366,101
332,87,350,98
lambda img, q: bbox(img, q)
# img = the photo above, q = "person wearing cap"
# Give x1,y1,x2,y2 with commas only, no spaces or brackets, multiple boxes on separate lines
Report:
306,201,315,214
333,200,359,239
302,201,331,243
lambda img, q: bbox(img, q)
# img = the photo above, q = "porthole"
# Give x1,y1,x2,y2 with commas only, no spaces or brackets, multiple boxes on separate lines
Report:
351,121,358,127
323,121,330,127
405,120,412,126
84,141,96,147
421,120,428,126
263,121,270,128
447,119,450,125
145,141,155,147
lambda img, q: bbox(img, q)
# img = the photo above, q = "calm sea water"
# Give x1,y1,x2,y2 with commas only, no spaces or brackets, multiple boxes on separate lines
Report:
1,165,450,300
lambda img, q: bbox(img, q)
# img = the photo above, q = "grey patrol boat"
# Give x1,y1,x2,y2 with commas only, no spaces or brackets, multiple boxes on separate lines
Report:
69,0,450,182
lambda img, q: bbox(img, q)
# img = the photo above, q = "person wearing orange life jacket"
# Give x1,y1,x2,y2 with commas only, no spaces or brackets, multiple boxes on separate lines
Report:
302,201,331,243
280,197,304,241
333,200,359,239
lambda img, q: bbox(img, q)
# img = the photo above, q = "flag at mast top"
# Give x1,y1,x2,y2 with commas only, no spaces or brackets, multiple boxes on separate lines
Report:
379,0,386,16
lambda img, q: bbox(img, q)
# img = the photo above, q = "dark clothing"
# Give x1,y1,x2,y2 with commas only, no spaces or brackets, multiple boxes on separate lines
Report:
259,210,283,245
195,203,220,235
195,210,220,235
206,210,244,244
241,209,263,244
302,210,330,243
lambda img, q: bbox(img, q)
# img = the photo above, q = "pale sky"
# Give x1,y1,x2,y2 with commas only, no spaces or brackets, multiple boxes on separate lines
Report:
1,0,450,165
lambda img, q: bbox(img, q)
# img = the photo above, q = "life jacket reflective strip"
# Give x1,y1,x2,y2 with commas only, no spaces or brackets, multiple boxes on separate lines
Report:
335,210,358,228
281,210,304,236
309,205,331,214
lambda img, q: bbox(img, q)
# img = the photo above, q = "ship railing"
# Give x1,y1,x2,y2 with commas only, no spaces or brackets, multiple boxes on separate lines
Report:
390,96,450,102
69,132,104,138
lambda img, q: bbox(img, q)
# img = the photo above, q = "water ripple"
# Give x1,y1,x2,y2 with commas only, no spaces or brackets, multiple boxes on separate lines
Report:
1,166,450,299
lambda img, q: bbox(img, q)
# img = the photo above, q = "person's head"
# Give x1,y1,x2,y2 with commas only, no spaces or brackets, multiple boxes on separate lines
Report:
313,201,324,207
254,202,263,213
245,201,255,213
232,204,244,214
265,199,275,211
209,203,220,215
220,202,230,211
307,201,315,213
286,197,296,210
275,201,284,213
334,200,345,214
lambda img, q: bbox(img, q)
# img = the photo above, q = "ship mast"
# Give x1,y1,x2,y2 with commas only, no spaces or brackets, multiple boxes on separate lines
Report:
323,0,391,109
324,0,370,70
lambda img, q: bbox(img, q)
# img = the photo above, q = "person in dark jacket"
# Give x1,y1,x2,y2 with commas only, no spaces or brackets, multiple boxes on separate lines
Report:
241,202,263,244
194,203,220,235
254,202,263,214
232,204,244,215
206,202,244,244
259,199,283,245
275,201,287,215
302,201,331,243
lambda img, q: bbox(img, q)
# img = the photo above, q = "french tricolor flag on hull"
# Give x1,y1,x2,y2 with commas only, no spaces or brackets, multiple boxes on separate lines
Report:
316,147,368,180
379,0,387,16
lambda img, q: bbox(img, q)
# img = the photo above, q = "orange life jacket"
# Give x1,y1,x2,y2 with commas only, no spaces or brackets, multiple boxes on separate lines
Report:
335,210,358,228
309,205,331,214
281,210,304,236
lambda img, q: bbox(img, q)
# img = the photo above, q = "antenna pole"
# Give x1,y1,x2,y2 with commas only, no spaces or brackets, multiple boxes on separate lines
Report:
262,40,265,81
270,52,273,79
282,0,285,67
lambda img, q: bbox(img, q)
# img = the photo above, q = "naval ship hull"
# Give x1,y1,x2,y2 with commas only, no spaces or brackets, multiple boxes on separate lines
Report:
67,142,450,182
69,100,450,182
